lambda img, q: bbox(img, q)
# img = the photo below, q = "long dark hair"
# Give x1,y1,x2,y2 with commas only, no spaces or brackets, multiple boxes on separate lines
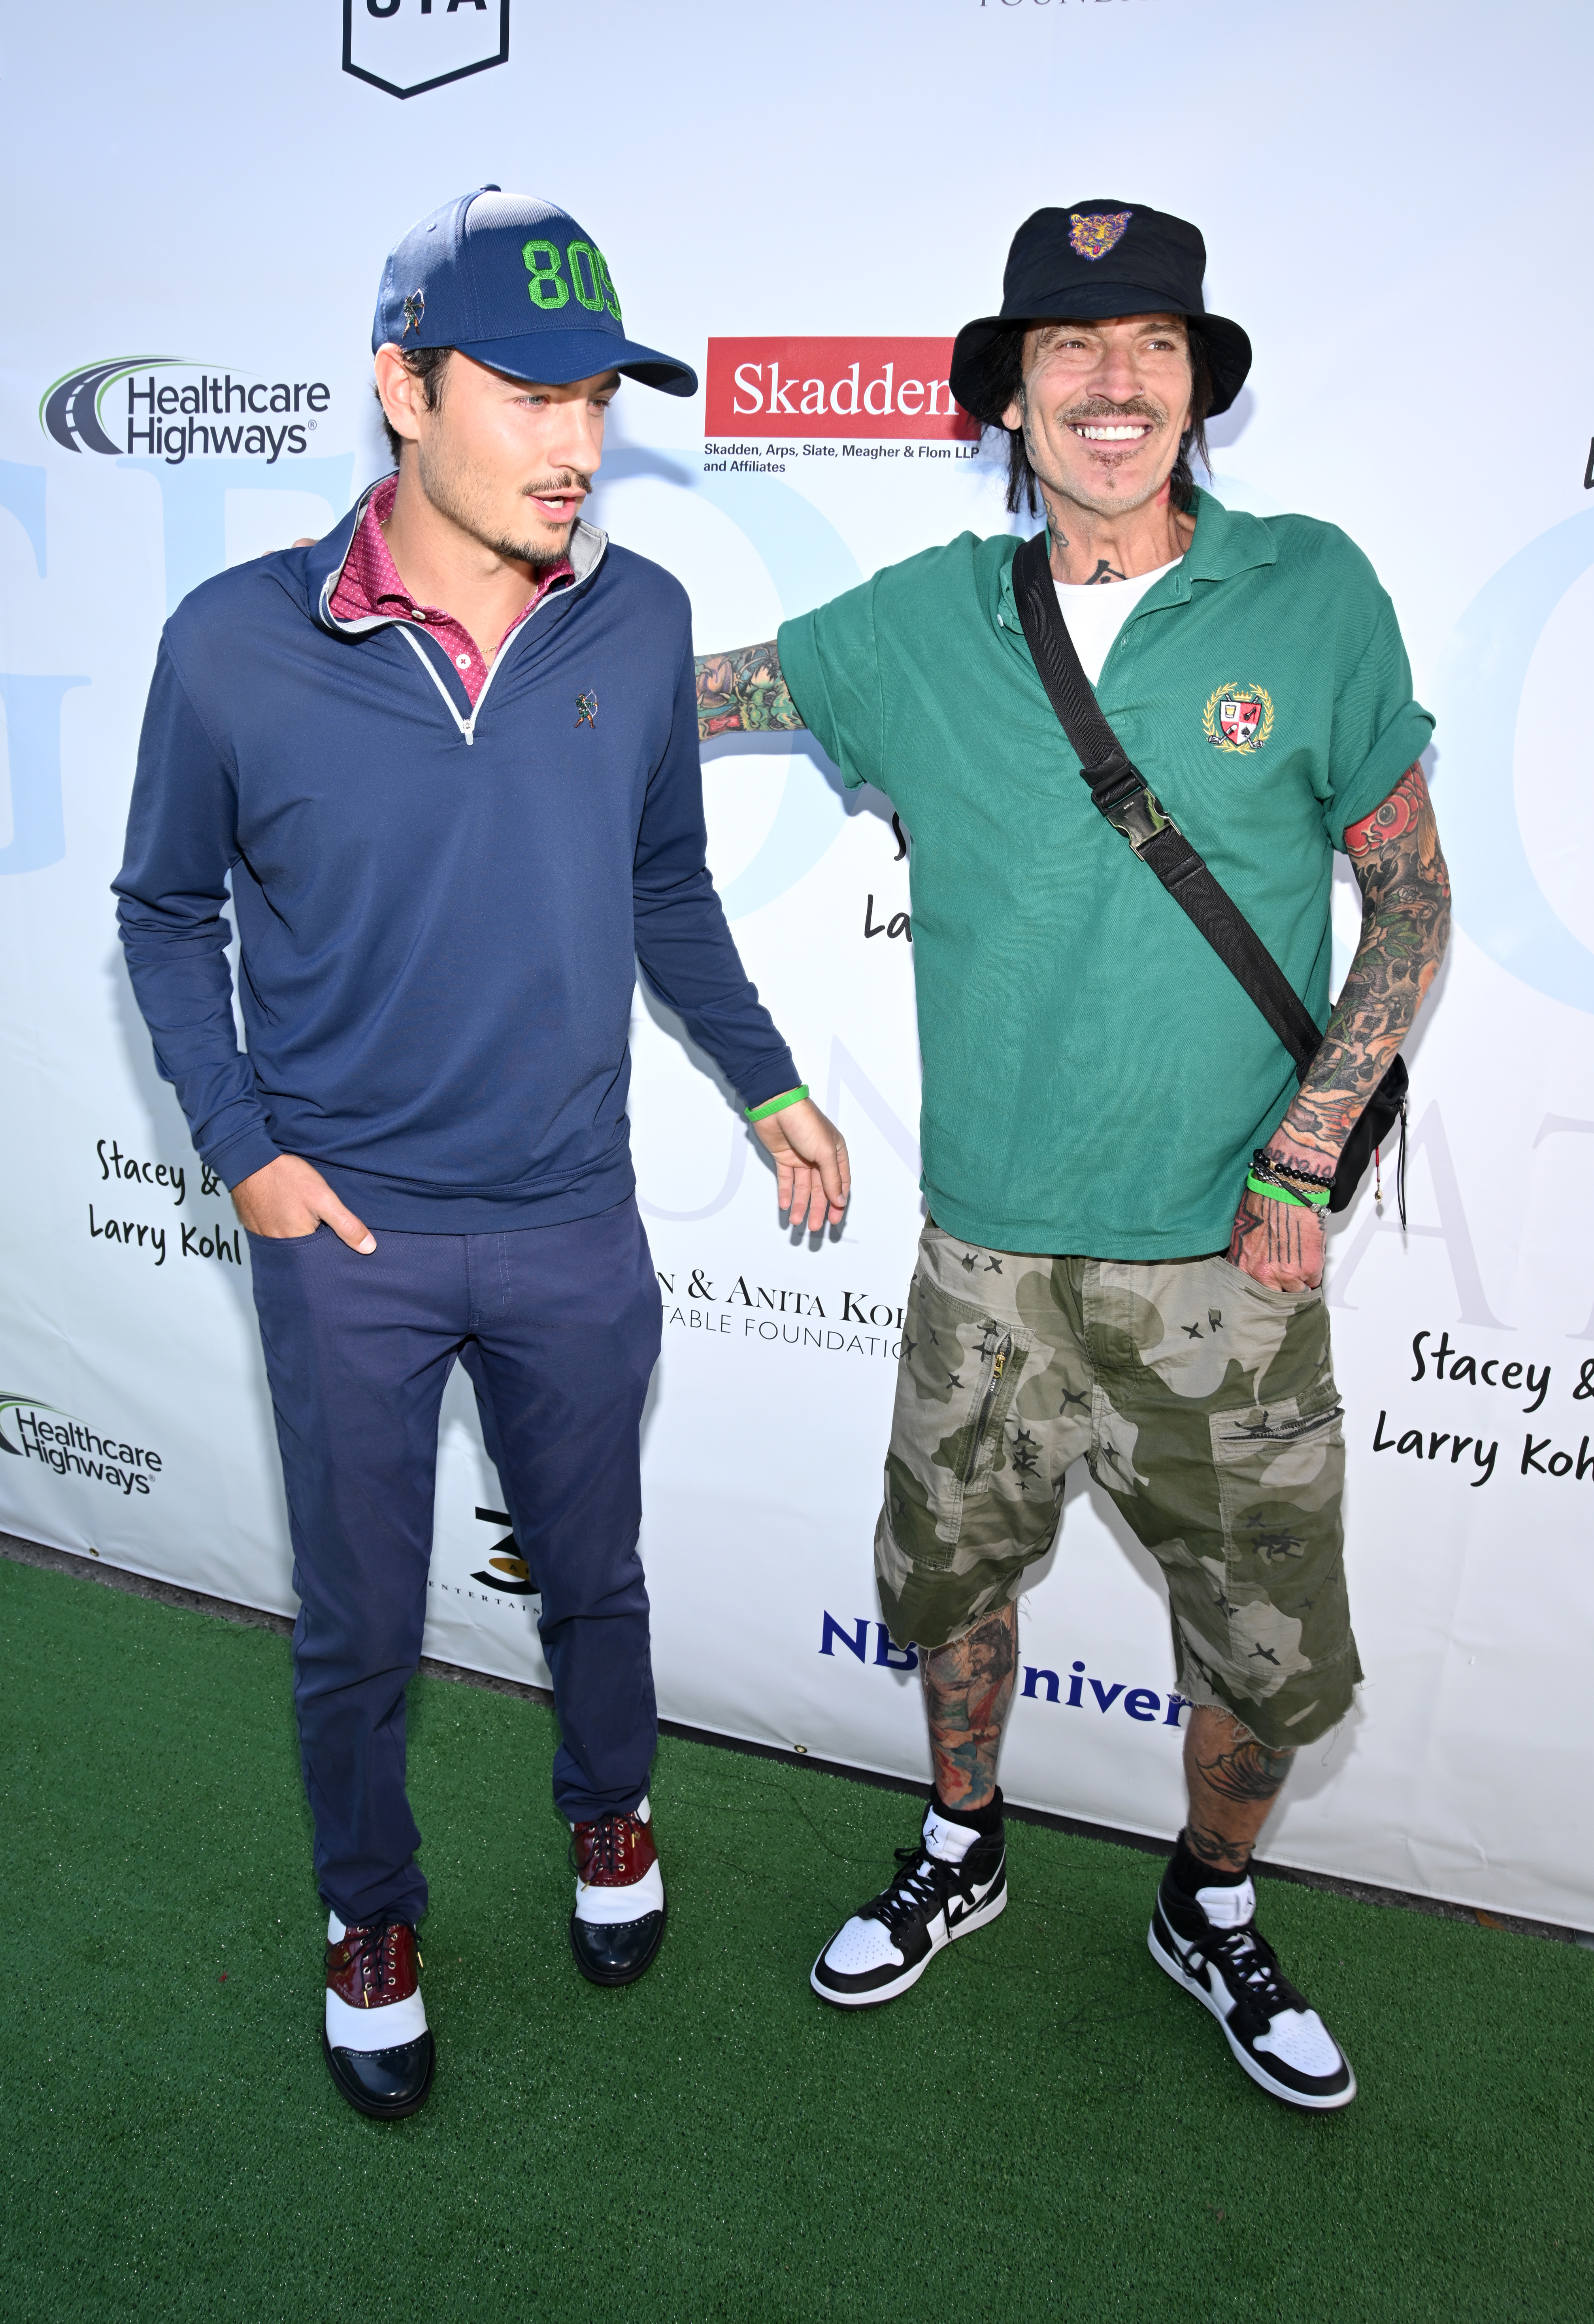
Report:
980,321,1214,518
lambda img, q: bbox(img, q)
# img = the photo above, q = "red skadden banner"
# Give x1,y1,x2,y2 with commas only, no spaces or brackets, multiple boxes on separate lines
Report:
704,338,979,440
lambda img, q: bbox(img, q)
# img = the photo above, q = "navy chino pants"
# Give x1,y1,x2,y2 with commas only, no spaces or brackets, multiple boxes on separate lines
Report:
247,1195,663,1927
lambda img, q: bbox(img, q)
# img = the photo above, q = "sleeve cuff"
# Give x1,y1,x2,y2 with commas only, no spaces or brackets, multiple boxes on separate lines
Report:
208,1127,283,1192
739,1053,803,1115
1333,703,1436,847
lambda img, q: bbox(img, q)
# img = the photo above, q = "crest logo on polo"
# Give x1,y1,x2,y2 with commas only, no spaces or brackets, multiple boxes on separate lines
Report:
1069,211,1133,262
1203,681,1275,753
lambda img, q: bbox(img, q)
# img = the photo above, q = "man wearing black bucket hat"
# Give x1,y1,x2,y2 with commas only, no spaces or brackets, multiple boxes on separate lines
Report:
697,202,1449,2109
115,187,848,2118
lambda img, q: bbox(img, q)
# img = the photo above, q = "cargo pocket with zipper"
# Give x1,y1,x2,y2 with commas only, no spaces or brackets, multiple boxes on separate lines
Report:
883,1269,1035,1569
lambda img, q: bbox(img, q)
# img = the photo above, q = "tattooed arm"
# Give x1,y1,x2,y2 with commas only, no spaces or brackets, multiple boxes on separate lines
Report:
1228,761,1451,1292
694,641,806,743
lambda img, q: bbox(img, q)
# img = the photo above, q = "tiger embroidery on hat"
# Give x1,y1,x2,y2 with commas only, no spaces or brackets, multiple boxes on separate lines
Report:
1069,211,1132,262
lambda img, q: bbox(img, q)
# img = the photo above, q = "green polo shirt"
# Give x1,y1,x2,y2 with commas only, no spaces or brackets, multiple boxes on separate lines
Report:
777,488,1433,1258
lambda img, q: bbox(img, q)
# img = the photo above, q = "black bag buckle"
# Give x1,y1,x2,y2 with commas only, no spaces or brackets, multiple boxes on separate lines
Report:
1088,761,1179,855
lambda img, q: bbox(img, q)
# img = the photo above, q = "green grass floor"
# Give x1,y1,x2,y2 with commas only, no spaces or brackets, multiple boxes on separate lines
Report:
1,1556,1590,2324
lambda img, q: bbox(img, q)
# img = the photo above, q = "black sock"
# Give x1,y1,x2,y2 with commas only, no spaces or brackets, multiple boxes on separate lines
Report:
930,1786,1003,1836
1170,1831,1249,1896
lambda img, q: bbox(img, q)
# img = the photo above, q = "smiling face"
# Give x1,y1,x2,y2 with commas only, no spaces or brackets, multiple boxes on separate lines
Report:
374,345,620,568
1001,313,1193,520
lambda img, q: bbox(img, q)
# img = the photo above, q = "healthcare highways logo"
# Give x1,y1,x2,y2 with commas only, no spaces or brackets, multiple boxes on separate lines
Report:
0,1395,162,1498
41,359,332,465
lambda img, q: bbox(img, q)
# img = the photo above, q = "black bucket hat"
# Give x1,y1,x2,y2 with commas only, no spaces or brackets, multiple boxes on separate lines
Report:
950,200,1251,426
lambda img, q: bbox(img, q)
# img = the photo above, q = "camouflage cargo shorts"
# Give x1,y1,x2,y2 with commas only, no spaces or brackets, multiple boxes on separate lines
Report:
874,1223,1360,1749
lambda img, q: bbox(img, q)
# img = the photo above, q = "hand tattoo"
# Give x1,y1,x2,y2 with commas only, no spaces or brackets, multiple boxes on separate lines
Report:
694,640,805,743
1226,1182,1322,1287
922,1604,1017,1812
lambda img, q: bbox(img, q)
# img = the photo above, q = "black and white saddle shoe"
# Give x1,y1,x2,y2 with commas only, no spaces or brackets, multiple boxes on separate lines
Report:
322,1911,435,2121
569,1799,668,1989
811,1795,1007,2008
1149,1863,1356,2111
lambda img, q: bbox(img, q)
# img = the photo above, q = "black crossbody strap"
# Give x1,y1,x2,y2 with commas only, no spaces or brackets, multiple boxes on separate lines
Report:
1011,529,1323,1076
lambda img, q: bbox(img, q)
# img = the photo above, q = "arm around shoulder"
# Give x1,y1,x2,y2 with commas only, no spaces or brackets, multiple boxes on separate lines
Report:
694,639,806,742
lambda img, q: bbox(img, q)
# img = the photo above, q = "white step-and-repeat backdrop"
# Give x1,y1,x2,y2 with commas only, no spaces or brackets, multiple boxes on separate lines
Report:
3,0,1591,1928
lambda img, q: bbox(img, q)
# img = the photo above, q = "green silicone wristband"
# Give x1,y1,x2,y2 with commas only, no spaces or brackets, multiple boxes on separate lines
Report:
746,1084,809,1124
1247,1172,1325,1210
1269,1170,1331,1207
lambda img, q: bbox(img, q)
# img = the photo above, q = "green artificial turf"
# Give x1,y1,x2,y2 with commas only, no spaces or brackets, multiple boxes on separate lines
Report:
0,1557,1589,2324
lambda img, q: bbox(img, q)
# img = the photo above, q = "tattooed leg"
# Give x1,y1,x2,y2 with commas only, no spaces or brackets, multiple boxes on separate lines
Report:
693,639,806,742
921,1603,1018,1813
1181,1704,1295,1874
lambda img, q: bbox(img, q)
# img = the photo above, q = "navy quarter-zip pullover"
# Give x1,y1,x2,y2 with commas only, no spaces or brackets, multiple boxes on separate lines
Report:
114,493,800,1231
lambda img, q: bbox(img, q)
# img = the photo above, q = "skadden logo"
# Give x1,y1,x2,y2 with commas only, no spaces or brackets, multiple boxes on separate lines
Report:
343,0,510,99
42,358,332,466
705,338,979,445
0,1394,162,1498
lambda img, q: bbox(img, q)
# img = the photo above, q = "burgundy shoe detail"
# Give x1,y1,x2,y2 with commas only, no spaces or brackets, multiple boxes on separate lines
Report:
326,1918,421,2012
571,1808,659,1889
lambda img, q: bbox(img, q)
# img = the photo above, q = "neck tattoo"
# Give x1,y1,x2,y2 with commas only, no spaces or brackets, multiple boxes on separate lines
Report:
1083,559,1127,586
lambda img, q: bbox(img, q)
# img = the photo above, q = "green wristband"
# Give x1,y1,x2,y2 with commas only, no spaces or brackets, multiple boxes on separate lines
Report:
746,1084,809,1124
1247,1172,1328,1210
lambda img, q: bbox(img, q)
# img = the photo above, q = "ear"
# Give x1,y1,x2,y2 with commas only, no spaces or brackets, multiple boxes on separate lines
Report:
1000,395,1025,433
373,344,424,449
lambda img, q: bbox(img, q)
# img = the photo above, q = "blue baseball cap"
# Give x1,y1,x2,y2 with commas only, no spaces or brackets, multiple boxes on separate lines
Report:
373,187,697,398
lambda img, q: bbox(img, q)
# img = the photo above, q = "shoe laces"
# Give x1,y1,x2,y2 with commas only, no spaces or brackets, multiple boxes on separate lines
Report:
571,1811,633,1880
339,1915,415,1999
1191,1917,1301,2024
866,1845,958,1937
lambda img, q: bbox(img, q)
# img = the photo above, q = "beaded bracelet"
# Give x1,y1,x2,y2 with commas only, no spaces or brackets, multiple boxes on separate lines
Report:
1249,1159,1331,1207
1253,1146,1333,1192
745,1084,809,1123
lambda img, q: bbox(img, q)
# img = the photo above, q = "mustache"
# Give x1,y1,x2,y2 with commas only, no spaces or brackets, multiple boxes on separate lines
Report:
1060,396,1168,427
523,470,592,499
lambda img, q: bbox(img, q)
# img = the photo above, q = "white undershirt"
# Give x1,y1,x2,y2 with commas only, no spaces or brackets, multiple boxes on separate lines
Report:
1054,557,1182,686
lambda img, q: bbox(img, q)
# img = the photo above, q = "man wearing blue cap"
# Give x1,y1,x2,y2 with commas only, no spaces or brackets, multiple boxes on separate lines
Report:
698,200,1450,2111
115,188,848,2119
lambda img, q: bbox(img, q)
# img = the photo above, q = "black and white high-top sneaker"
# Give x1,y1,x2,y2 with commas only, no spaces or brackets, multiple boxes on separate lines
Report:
1149,1862,1356,2110
810,1795,1007,2007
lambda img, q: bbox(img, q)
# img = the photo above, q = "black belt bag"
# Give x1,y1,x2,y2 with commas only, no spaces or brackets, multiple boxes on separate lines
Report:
1010,528,1406,1216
